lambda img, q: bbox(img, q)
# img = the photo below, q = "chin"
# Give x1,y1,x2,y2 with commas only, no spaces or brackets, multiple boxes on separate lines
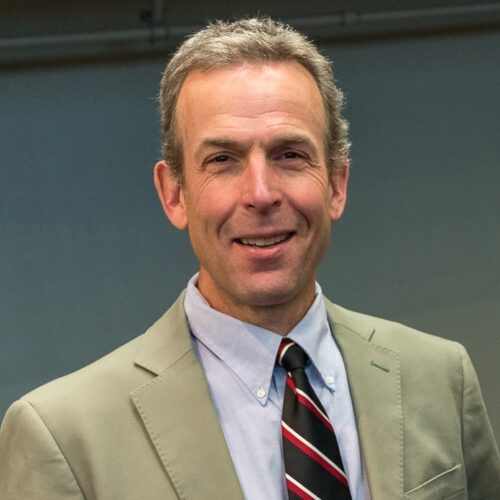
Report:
238,281,303,308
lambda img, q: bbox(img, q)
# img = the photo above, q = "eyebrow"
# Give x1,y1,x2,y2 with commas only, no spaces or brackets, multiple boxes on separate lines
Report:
194,133,320,165
194,137,246,162
268,134,315,149
195,132,321,169
197,137,248,152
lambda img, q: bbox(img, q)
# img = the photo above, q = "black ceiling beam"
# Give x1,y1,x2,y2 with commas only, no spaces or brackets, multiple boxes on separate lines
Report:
1,3,499,67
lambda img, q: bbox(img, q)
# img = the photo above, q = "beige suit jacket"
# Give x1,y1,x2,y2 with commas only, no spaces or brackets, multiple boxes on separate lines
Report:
1,293,499,499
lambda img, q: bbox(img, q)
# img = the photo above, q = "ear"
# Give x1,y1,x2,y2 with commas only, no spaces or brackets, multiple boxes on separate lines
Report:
329,160,349,222
154,160,188,229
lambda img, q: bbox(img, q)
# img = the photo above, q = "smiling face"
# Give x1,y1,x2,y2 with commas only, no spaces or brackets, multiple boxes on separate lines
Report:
155,62,348,333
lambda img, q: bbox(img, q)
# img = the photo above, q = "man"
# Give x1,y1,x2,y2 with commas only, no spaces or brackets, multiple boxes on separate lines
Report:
0,17,499,500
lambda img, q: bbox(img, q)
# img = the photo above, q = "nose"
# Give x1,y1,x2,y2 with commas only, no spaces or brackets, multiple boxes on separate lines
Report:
241,154,282,213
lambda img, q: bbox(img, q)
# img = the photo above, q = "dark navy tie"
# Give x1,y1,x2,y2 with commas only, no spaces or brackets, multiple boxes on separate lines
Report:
278,339,352,499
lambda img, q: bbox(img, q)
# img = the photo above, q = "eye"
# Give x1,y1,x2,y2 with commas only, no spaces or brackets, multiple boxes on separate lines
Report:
273,148,313,172
209,154,230,163
203,153,238,174
276,150,310,165
281,151,303,159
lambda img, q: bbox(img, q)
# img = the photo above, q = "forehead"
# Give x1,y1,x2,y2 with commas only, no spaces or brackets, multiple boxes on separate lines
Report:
175,61,326,146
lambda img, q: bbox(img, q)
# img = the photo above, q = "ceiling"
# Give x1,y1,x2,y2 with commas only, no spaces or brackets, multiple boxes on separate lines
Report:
1,0,499,66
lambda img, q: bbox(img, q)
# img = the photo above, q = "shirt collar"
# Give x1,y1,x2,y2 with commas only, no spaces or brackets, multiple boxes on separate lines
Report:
287,293,339,393
184,274,336,405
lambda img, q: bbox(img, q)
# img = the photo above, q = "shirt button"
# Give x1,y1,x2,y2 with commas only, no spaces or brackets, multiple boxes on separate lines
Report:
325,374,335,385
256,386,266,398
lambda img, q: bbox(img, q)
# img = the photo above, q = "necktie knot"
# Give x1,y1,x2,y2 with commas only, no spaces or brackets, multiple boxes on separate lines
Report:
277,340,308,372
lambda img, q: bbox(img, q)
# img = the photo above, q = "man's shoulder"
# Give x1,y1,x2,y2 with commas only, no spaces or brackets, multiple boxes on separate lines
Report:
18,292,190,422
21,332,148,418
324,298,464,360
324,298,471,405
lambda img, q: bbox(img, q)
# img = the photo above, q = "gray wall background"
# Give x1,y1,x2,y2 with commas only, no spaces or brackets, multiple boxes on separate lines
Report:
1,29,499,440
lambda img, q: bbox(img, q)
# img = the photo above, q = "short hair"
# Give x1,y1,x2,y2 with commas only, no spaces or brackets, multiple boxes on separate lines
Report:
159,17,350,184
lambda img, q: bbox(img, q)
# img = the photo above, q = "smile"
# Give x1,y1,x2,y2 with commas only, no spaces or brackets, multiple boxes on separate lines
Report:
236,233,292,248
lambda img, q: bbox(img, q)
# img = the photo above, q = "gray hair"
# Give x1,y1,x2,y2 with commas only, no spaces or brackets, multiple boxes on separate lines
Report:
159,17,350,184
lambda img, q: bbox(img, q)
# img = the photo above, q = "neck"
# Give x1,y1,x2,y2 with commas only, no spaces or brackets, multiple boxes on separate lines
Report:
197,280,317,336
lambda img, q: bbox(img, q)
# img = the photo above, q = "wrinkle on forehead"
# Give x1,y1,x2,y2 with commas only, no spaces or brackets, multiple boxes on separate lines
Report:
177,61,326,133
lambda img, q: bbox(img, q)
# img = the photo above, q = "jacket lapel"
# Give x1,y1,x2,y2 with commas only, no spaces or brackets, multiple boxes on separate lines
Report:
325,300,403,500
131,293,244,500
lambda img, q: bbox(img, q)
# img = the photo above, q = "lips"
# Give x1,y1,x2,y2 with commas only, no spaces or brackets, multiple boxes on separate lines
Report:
236,233,293,248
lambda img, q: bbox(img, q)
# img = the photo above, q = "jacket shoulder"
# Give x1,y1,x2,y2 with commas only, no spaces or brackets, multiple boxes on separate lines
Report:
21,292,189,413
21,333,148,415
324,298,464,361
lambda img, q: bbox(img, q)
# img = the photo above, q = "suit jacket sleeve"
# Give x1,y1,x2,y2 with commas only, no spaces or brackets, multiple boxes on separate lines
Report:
0,400,85,500
460,344,500,498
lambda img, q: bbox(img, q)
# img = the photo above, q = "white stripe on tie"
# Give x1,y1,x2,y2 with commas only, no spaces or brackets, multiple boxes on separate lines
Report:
292,384,331,424
282,421,347,481
286,474,321,500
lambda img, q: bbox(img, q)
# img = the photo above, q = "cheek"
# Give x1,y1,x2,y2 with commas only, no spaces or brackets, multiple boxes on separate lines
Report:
288,179,332,220
186,171,235,208
185,184,235,236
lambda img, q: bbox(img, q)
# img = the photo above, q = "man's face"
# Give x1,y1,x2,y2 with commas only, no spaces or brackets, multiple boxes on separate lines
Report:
155,62,348,327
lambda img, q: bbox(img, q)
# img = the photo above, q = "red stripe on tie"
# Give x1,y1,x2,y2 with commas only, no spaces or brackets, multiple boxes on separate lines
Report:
282,425,348,487
286,376,334,432
286,477,315,500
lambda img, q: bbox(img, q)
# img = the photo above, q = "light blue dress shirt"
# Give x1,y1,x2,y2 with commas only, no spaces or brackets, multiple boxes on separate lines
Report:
184,274,370,499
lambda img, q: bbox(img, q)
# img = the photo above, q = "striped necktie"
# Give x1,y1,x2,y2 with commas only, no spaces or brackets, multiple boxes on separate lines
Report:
278,339,352,500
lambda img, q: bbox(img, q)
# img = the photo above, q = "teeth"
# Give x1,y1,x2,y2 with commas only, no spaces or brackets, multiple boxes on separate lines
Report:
240,234,289,247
